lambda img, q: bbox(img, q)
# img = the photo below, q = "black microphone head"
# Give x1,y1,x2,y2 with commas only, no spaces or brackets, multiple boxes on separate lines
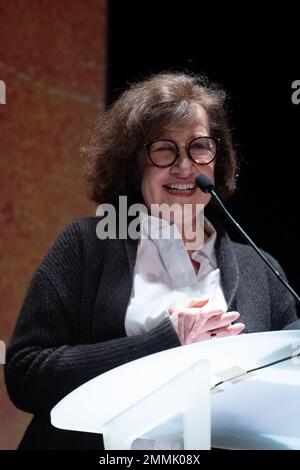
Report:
195,175,215,193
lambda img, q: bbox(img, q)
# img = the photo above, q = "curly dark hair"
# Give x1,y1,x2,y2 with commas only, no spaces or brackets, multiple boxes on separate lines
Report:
81,71,238,205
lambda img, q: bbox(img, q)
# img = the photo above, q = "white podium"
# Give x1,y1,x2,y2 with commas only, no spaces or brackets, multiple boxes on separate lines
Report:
51,330,300,450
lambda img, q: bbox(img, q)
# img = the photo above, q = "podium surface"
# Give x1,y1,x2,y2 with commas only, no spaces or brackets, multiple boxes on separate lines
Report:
51,330,300,449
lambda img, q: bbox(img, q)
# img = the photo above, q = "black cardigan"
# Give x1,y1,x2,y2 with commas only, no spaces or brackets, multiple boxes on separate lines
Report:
5,217,298,449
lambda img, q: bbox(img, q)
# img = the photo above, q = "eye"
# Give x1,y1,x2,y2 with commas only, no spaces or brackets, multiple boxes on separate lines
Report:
191,142,205,150
155,145,174,151
151,141,176,153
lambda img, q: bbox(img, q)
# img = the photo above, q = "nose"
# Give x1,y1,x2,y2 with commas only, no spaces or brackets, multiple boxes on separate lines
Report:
170,146,194,176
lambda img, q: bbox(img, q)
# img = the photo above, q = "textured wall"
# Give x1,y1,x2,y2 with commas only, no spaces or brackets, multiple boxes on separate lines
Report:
0,0,106,449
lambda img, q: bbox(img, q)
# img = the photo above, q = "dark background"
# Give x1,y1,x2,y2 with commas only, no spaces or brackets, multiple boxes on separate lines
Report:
107,2,299,297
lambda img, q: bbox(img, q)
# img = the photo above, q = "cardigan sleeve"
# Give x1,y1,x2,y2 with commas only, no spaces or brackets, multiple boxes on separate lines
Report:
5,222,181,415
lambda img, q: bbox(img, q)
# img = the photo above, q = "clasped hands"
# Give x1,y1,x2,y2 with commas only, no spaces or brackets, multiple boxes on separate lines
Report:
168,298,245,345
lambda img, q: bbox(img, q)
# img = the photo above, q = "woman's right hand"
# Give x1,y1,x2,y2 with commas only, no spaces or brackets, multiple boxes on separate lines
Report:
168,298,245,345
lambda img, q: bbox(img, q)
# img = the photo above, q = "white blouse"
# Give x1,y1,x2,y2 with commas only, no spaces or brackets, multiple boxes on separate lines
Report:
125,213,227,336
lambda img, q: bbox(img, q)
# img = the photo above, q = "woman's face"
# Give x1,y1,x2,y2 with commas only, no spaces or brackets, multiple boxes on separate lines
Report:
138,105,215,213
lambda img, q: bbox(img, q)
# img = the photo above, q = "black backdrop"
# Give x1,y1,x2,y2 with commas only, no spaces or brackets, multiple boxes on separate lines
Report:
107,2,299,303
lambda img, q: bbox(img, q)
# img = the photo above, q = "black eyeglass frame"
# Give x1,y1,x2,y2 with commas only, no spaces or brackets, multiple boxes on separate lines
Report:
142,136,221,168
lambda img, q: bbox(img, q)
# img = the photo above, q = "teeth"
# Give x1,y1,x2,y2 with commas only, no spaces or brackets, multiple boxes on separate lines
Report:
166,184,195,190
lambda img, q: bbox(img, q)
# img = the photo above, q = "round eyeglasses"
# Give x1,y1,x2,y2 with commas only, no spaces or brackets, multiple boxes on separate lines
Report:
143,136,220,168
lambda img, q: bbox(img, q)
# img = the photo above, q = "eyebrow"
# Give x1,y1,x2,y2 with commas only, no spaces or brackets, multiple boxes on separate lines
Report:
154,132,208,141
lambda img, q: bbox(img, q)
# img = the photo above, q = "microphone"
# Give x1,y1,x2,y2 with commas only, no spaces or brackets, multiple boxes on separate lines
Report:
195,174,300,306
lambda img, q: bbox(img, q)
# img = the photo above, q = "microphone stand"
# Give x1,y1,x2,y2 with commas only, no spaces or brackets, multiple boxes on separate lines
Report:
210,188,300,306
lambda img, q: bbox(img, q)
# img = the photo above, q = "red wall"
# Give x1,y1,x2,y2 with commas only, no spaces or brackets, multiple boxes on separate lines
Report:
0,0,106,449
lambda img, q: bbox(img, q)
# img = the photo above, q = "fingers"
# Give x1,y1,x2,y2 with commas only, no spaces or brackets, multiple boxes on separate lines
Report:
205,311,240,331
187,298,209,308
200,308,227,322
209,322,245,339
191,308,211,334
168,299,245,346
189,311,244,344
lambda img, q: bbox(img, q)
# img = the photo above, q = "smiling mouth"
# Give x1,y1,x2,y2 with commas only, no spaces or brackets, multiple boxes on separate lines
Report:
163,183,197,194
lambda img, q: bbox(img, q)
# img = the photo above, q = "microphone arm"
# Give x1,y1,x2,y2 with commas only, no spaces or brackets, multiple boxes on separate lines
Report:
195,175,300,306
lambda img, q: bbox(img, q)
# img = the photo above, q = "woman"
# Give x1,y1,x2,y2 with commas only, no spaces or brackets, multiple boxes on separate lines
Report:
5,72,297,449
